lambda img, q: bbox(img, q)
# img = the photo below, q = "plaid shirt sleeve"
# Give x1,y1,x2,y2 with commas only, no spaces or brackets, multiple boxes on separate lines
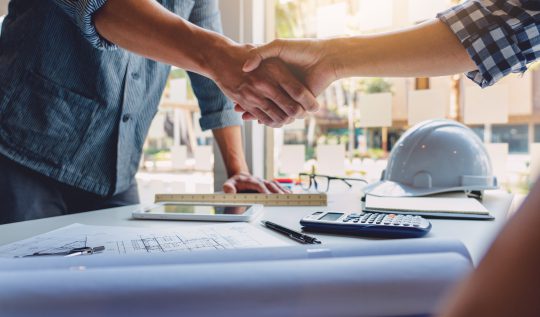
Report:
438,0,540,88
52,0,116,50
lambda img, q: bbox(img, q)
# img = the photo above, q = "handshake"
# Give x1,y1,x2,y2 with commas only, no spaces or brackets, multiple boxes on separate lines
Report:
208,39,340,128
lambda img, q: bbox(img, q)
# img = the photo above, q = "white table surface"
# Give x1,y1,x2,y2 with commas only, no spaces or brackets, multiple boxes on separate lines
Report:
0,190,513,265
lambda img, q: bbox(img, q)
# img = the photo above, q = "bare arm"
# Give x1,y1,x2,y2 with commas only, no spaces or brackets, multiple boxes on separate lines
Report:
331,19,475,79
94,0,319,127
439,181,540,317
94,0,227,78
243,19,475,97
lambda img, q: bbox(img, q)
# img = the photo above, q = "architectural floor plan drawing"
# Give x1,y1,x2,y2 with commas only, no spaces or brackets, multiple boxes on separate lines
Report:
0,223,289,258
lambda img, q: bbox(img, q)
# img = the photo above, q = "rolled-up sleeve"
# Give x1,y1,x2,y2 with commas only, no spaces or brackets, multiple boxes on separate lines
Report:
52,0,116,50
438,0,540,88
187,0,242,130
189,71,243,131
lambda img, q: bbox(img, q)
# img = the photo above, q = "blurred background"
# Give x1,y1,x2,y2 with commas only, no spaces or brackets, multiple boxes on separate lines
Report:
1,0,538,204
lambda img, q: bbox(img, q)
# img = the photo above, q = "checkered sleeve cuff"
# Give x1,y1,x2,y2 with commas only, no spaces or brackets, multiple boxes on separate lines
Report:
438,0,530,88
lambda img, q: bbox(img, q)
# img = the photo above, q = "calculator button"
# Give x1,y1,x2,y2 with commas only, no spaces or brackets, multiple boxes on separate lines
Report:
353,219,360,223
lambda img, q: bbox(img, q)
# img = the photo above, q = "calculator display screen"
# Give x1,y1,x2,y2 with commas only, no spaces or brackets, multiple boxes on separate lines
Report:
320,213,343,221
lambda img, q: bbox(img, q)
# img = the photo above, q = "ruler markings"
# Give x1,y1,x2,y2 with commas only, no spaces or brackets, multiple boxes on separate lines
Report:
154,193,327,206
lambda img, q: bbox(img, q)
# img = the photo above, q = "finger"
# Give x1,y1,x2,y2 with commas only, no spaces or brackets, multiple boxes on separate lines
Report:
242,112,257,120
256,97,288,127
258,63,307,119
234,104,245,112
240,91,283,126
223,180,238,194
264,180,285,194
264,60,318,116
241,179,271,194
274,180,292,194
243,41,284,72
275,72,320,113
267,86,307,120
247,107,274,125
235,104,257,121
248,82,291,124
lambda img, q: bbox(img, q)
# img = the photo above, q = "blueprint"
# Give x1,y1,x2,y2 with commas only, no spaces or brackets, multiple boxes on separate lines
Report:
0,223,289,258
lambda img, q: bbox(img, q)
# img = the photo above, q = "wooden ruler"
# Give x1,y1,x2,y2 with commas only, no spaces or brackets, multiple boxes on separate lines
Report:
154,193,327,206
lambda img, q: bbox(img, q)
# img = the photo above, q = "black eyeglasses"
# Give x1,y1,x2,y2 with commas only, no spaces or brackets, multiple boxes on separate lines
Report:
299,173,368,193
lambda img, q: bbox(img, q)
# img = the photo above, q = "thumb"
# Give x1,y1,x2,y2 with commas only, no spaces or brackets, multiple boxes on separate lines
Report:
223,181,237,194
242,42,283,72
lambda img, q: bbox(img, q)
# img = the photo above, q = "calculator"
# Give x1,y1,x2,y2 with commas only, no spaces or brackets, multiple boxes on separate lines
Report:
300,211,432,238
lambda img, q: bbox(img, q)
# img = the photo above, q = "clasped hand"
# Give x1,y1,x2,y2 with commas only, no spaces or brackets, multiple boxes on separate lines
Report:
209,44,320,128
224,40,338,126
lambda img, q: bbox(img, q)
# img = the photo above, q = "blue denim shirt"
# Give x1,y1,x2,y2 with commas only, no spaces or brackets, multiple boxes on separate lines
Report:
0,0,241,196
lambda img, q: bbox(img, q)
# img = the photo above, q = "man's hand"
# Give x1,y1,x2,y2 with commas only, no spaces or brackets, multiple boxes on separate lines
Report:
208,44,320,128
223,172,290,194
236,39,339,121
212,126,290,195
243,39,338,95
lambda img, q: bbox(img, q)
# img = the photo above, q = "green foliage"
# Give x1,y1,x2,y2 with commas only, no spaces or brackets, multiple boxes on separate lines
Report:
170,68,187,79
359,78,393,94
275,2,300,38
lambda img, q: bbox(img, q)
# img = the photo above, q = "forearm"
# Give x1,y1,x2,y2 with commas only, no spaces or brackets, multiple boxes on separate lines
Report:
440,182,540,316
330,19,476,79
94,0,235,77
212,126,249,177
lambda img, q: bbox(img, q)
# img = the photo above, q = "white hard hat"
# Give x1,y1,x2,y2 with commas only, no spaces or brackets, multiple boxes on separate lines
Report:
363,119,498,197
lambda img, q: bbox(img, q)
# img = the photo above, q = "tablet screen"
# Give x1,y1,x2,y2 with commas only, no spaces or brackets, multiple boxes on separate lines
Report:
144,204,251,216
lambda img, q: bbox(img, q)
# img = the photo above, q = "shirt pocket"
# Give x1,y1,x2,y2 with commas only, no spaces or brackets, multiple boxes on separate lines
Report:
0,71,100,166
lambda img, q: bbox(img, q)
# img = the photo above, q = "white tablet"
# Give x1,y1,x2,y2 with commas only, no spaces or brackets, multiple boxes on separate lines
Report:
132,202,263,222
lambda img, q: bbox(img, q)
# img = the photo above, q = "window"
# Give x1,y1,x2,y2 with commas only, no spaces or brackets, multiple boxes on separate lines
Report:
492,125,529,154
270,0,539,195
137,69,215,204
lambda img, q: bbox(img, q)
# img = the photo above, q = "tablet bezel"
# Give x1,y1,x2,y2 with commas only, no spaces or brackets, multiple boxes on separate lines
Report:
132,202,263,222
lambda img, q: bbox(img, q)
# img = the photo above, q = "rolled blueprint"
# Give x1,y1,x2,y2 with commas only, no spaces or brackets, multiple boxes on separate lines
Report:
0,252,470,317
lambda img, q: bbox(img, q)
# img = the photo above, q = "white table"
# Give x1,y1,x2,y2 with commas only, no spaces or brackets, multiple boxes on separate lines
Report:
0,190,513,265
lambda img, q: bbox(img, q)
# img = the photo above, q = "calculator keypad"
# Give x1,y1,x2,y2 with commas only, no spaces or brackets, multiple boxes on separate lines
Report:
342,213,426,228
302,211,432,238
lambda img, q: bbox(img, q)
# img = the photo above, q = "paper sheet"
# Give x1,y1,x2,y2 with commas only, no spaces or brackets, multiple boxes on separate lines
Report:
357,92,393,128
365,195,490,215
316,144,345,176
279,145,306,175
0,238,472,272
463,84,509,124
407,89,447,125
0,223,289,258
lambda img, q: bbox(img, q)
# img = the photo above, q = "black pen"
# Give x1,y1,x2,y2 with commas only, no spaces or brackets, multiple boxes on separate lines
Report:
261,221,321,244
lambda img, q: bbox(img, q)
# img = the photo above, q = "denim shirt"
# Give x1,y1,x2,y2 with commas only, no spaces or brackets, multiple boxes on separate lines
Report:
0,0,241,196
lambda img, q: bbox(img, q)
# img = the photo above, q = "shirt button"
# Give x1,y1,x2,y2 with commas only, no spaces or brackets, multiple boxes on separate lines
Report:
122,114,132,122
131,72,140,80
